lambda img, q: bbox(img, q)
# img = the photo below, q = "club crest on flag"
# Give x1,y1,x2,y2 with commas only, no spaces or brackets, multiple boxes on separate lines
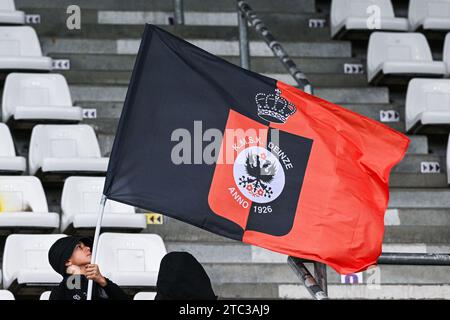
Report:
255,88,296,123
234,146,285,204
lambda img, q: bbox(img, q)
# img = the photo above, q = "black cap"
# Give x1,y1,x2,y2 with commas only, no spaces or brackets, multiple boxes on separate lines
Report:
48,236,93,276
155,251,217,300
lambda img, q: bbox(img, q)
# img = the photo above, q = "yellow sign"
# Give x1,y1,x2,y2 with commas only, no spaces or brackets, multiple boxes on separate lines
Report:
145,213,163,225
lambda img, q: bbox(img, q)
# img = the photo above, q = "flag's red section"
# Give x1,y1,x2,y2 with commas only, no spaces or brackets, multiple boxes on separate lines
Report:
242,81,410,274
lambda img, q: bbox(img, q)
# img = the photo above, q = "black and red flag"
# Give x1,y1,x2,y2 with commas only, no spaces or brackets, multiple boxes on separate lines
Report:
103,24,409,274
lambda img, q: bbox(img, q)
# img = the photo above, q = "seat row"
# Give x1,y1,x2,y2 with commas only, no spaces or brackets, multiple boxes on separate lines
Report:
0,123,107,175
0,289,157,300
0,176,146,232
0,233,166,292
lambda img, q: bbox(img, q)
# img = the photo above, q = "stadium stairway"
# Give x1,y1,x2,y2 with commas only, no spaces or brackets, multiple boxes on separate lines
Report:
5,0,449,299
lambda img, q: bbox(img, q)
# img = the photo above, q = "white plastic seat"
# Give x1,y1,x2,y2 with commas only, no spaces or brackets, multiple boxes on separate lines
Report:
0,26,52,71
0,123,26,173
61,176,146,232
0,290,15,300
444,33,450,75
2,73,83,123
0,176,59,229
28,124,109,176
330,0,408,38
405,79,450,132
409,0,450,31
0,0,25,25
367,32,446,83
447,133,450,184
39,291,51,300
2,234,65,290
96,233,167,288
133,292,156,300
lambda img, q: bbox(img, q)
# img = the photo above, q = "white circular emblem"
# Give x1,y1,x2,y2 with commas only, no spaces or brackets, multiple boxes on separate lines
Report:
233,146,285,204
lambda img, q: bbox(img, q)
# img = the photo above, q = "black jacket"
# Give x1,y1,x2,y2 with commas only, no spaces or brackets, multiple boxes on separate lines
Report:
49,274,130,300
155,251,217,300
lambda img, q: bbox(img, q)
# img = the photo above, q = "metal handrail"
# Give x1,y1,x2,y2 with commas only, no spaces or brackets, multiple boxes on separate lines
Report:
237,0,312,94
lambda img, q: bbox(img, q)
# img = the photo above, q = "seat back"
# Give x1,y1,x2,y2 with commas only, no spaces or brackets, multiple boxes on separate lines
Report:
0,0,17,11
0,26,43,57
96,233,166,280
39,291,51,300
444,33,450,73
331,0,396,26
0,176,48,212
2,234,65,289
0,123,18,157
134,292,156,300
61,176,134,215
406,79,450,130
29,125,102,174
368,32,433,74
2,73,73,122
447,133,450,184
409,0,450,30
0,290,15,300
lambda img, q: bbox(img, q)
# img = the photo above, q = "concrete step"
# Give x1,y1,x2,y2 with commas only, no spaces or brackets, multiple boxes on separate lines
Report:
389,173,448,188
372,213,441,228
200,263,450,284
16,0,317,13
70,85,388,104
214,283,450,299
143,212,450,244
42,38,352,57
60,70,367,88
278,284,450,300
32,18,330,41
393,154,445,173
166,241,450,265
389,189,450,208
407,136,428,155
267,73,368,88
52,54,363,74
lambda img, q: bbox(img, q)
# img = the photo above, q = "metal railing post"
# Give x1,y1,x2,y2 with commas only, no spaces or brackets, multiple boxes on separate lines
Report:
288,257,329,300
237,4,250,70
313,262,328,296
237,0,312,94
174,0,184,25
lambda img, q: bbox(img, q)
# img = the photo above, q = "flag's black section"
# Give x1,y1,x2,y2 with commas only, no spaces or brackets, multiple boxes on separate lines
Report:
247,129,313,236
104,24,276,240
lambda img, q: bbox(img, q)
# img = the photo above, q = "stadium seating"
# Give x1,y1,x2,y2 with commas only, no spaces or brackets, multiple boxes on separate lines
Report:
2,73,83,124
0,0,25,25
39,291,50,300
133,292,156,300
367,32,446,84
2,234,65,291
0,123,26,173
330,0,408,39
0,290,15,300
96,233,167,288
60,176,146,233
444,33,450,75
0,176,59,230
405,79,450,133
0,26,52,71
408,0,450,32
28,124,109,176
447,134,450,184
